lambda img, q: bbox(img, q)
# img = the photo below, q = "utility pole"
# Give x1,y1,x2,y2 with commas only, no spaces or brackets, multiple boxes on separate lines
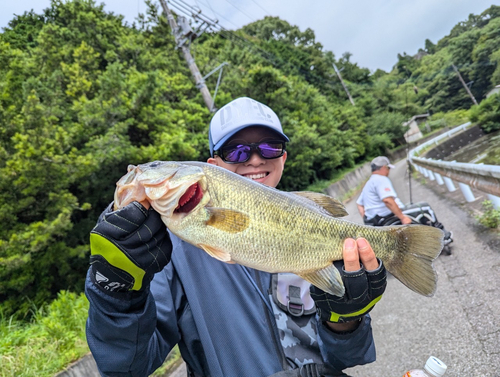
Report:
159,0,214,111
452,63,478,106
333,63,355,106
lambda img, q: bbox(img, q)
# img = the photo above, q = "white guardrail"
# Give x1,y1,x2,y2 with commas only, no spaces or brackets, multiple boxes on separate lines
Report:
408,122,500,209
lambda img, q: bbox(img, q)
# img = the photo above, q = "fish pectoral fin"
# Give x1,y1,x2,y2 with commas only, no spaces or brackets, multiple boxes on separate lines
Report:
298,264,345,297
291,192,348,217
199,244,235,263
206,207,250,233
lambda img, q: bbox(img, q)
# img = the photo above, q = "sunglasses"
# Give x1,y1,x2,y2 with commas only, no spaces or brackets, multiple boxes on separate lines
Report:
215,141,286,164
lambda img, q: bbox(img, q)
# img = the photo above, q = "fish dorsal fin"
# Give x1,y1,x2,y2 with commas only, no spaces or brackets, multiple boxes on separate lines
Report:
292,192,348,217
298,264,345,297
206,207,250,233
199,244,235,263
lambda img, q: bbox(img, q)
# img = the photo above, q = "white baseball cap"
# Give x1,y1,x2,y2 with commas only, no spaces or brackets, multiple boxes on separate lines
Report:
371,156,395,169
209,97,289,156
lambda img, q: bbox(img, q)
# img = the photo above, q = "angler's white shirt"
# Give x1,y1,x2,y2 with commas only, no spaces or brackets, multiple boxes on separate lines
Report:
356,174,404,219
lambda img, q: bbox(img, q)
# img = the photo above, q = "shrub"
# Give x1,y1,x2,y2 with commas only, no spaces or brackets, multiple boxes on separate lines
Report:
476,200,500,228
470,94,500,133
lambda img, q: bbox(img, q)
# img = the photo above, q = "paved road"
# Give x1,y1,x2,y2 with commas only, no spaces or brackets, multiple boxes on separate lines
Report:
344,159,500,377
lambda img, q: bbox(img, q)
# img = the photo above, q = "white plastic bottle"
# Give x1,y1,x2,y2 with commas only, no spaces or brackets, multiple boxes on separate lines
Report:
403,356,447,377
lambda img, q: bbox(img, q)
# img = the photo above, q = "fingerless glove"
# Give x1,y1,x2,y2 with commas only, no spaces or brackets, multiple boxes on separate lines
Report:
310,259,387,323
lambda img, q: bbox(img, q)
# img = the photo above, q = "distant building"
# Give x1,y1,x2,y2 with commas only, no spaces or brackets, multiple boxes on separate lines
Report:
486,85,500,98
403,113,430,143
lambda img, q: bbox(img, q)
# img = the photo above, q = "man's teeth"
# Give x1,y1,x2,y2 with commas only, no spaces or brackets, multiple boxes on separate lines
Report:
245,173,267,180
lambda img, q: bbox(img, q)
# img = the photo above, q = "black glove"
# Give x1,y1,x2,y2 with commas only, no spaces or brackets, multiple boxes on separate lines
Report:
310,259,386,323
89,201,172,294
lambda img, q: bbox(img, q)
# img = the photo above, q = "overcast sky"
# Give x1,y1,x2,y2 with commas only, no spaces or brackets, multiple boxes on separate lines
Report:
1,0,498,72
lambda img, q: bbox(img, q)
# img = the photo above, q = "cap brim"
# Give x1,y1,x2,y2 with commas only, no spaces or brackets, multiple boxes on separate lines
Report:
388,164,395,169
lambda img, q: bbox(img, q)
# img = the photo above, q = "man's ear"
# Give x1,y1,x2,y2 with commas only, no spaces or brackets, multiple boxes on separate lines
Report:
207,157,218,166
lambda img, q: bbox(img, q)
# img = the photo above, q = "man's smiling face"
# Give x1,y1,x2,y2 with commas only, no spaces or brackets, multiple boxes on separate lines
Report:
207,126,287,188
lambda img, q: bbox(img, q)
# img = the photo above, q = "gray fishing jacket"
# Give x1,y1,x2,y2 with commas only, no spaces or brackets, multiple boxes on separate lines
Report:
85,233,376,376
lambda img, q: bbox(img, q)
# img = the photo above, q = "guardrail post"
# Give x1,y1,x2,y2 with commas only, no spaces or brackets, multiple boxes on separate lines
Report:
443,177,456,192
434,173,444,185
487,194,500,210
428,170,436,181
422,168,429,178
458,182,476,202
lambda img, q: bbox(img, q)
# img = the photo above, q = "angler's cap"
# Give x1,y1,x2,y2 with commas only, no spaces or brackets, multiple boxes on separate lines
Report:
209,97,289,156
371,156,395,169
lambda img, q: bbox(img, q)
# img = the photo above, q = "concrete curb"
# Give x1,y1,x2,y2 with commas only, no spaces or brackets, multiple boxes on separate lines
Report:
54,353,99,377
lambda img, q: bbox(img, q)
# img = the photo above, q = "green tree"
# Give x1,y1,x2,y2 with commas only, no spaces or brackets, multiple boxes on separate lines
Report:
424,39,436,54
0,0,209,317
470,93,500,133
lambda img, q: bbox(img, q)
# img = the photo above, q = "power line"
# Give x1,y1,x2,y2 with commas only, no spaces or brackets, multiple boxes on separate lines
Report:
164,0,493,104
195,0,218,23
246,0,271,15
168,0,199,20
204,9,240,29
166,0,345,92
220,0,257,23
169,0,215,25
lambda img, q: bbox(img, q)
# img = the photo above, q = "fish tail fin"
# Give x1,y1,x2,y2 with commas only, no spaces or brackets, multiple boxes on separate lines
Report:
384,225,444,297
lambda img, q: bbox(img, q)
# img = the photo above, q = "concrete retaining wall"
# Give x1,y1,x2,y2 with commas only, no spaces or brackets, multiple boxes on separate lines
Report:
323,147,409,202
324,163,371,201
422,124,485,160
55,353,99,377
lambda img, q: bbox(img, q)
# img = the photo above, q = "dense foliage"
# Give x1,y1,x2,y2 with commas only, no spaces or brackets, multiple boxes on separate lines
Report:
1,0,499,317
470,93,500,132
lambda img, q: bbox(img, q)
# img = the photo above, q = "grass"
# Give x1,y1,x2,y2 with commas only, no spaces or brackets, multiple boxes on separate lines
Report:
0,290,183,376
0,291,89,377
151,346,182,376
476,200,500,229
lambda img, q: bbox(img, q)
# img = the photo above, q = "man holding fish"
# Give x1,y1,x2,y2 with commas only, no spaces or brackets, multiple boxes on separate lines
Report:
85,97,410,376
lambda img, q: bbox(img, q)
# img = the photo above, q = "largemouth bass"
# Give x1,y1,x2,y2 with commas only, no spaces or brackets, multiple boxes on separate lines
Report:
114,161,444,297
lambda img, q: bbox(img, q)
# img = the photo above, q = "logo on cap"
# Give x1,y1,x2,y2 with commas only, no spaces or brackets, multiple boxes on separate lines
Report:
218,98,273,131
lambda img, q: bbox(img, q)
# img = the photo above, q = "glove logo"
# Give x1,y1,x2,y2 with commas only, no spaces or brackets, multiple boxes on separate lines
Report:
95,271,109,284
105,282,127,291
94,270,127,291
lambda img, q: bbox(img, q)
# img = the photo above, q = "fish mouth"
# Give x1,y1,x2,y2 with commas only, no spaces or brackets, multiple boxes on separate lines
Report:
175,182,203,213
114,161,208,218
